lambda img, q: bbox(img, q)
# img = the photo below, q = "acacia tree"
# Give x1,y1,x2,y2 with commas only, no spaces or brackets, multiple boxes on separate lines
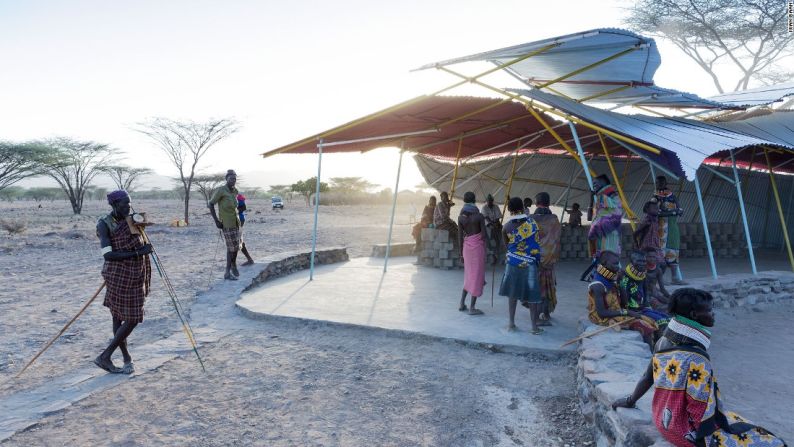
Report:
0,141,52,192
135,118,239,224
40,137,118,214
625,0,794,92
102,165,153,192
291,177,329,205
193,173,227,203
329,177,376,194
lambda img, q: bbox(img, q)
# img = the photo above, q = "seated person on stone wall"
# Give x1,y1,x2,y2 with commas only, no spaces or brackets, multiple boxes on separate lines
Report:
412,196,436,253
587,250,657,350
618,250,671,335
434,191,459,249
643,246,671,310
612,288,787,447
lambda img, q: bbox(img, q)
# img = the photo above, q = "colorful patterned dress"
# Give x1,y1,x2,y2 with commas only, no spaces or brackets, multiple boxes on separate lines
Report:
589,185,623,256
651,318,786,447
619,264,670,328
498,215,541,303
655,190,681,266
587,270,656,339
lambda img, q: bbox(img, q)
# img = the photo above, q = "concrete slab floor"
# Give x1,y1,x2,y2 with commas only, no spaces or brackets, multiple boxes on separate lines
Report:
236,251,793,355
237,257,584,355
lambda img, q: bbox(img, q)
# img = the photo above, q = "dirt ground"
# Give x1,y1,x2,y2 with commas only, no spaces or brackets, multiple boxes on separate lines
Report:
0,199,593,446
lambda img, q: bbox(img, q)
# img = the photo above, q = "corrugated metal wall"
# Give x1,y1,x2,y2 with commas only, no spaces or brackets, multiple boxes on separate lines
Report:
415,153,794,249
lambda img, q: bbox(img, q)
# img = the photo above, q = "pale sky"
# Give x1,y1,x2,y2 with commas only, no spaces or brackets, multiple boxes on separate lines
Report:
2,0,791,191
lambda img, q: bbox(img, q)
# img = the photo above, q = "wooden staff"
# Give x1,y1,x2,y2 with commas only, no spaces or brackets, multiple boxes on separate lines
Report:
15,282,106,379
559,317,635,348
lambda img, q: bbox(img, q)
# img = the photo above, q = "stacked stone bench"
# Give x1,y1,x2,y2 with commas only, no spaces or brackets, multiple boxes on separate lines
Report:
418,228,462,270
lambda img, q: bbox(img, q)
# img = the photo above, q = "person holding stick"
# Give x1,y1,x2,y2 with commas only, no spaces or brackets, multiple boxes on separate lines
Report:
94,190,152,374
209,170,242,280
531,192,561,324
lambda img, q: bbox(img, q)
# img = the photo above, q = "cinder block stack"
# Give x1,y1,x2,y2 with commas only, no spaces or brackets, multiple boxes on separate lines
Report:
418,228,462,269
560,225,591,260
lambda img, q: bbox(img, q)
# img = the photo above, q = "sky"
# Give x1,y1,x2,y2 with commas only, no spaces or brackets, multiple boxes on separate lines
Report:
1,0,791,192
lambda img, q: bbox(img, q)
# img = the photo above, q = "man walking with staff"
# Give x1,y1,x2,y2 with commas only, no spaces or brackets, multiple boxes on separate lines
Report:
94,190,152,374
209,170,242,280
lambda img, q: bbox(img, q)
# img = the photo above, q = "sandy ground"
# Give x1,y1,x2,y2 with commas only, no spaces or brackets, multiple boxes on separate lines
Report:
0,199,413,391
0,199,592,446
2,198,791,445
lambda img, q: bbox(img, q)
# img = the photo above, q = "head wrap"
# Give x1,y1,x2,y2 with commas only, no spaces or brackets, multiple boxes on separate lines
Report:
237,193,246,201
107,190,130,205
486,193,494,201
226,169,237,178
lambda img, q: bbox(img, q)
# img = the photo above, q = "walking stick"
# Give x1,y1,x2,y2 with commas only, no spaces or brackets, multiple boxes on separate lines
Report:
559,317,636,348
206,229,222,289
139,226,206,372
15,282,106,379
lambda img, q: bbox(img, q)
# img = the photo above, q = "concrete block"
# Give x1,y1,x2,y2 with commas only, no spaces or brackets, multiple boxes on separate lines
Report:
435,230,449,243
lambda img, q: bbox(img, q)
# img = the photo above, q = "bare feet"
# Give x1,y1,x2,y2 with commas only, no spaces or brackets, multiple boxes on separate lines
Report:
93,356,121,374
224,273,238,280
458,304,468,312
531,327,544,335
468,308,484,315
231,266,240,277
242,260,254,266
507,324,518,332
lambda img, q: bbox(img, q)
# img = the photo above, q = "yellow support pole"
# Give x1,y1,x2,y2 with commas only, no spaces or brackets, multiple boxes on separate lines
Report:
437,66,663,156
578,85,632,103
599,132,636,230
524,104,596,178
502,149,521,218
460,164,508,186
764,148,794,272
450,136,464,197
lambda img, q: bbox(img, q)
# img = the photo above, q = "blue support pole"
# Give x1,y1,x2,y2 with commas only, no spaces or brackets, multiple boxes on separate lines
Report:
568,121,594,191
694,174,718,279
384,144,404,273
309,139,323,281
730,149,757,274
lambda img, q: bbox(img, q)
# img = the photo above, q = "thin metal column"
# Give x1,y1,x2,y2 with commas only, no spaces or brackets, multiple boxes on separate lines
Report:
309,139,324,280
729,149,757,274
568,122,594,190
384,144,405,273
694,174,718,279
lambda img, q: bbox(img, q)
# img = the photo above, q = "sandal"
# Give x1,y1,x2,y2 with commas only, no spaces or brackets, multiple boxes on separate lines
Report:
531,328,545,335
121,361,135,375
458,304,468,312
537,320,552,327
93,356,122,374
468,309,484,316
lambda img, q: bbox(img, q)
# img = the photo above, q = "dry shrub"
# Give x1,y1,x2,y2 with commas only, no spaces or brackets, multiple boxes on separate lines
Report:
0,219,27,235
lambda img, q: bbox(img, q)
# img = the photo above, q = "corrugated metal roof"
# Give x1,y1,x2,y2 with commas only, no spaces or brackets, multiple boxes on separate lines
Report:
708,82,794,108
512,88,794,179
418,28,735,110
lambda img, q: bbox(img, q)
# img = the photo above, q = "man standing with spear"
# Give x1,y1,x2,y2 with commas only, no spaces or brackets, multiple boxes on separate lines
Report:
94,190,152,374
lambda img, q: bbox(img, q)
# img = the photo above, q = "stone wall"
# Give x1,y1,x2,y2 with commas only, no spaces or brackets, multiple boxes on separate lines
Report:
670,271,794,309
243,247,349,292
416,228,462,270
576,320,673,447
576,272,794,446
